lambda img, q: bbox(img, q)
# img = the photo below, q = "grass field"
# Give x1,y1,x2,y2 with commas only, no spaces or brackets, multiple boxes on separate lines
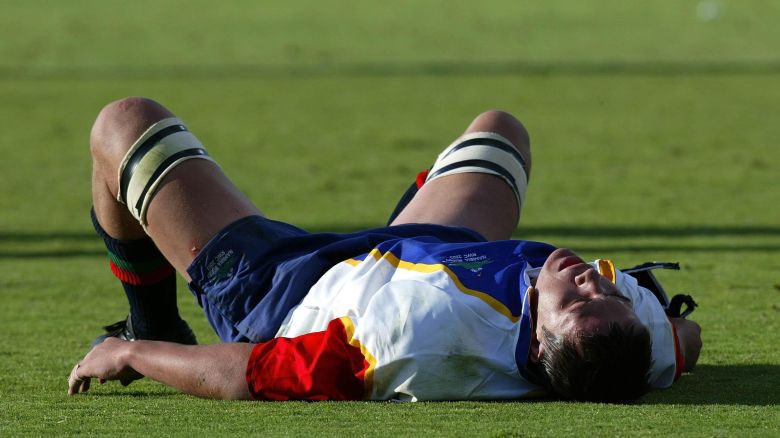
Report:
1,1,779,436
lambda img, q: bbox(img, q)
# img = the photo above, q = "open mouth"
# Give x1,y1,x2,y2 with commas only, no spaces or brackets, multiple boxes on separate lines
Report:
557,251,585,272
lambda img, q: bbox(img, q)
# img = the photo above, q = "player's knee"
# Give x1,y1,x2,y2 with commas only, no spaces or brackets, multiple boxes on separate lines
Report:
90,97,173,169
91,100,214,228
467,110,530,153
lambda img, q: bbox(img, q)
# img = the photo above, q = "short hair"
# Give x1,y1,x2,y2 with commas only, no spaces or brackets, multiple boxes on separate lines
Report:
538,322,652,403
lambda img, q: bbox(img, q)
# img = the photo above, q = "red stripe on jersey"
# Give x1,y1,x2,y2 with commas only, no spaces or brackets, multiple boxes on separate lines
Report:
245,318,369,401
669,319,686,381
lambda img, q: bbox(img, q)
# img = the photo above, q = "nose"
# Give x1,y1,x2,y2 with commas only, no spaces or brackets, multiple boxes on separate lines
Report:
575,268,604,297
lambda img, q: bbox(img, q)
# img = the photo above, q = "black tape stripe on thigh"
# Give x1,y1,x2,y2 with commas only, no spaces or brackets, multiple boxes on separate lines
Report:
426,159,519,195
119,124,187,204
443,138,528,180
133,148,210,214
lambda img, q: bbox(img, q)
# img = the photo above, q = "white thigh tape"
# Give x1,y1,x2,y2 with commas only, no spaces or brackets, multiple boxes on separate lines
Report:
116,117,215,228
426,131,529,208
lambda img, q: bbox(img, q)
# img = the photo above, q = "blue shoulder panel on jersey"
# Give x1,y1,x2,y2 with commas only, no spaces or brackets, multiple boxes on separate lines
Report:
371,238,556,317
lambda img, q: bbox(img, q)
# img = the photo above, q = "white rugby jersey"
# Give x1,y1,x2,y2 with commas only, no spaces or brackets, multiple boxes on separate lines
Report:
244,238,681,401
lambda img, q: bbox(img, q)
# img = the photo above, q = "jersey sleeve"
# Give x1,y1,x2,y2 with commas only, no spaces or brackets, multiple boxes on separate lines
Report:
245,317,370,400
613,269,684,388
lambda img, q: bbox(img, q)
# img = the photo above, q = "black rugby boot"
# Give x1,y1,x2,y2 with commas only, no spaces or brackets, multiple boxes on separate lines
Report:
91,314,198,347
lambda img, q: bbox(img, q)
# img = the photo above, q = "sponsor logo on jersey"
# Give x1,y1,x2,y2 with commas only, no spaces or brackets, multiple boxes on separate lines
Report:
442,253,494,274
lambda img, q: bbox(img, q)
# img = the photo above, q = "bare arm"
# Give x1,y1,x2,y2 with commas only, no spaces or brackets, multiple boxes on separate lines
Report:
670,318,702,372
68,337,255,400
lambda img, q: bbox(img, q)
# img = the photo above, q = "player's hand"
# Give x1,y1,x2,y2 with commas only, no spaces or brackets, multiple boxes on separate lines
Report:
670,318,702,372
68,337,144,395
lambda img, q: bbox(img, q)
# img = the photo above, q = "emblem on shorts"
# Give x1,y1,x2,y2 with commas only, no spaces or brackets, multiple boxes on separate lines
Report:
442,253,494,274
206,249,238,283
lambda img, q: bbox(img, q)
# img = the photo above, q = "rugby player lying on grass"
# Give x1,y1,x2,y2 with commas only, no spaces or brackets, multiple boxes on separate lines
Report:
68,98,702,402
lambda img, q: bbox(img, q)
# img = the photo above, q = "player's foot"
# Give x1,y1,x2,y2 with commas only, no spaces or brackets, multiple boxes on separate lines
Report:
91,315,198,347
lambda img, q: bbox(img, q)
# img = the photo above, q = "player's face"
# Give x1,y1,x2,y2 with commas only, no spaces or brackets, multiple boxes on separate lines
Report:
531,248,641,357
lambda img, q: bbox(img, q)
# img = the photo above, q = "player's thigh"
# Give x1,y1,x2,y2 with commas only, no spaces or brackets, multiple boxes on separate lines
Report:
389,171,519,241
143,160,261,277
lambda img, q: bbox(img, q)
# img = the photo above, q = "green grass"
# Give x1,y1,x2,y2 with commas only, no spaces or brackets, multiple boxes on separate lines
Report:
1,1,779,436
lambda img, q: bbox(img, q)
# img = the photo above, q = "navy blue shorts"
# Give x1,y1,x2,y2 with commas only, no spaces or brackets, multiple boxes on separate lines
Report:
186,216,485,342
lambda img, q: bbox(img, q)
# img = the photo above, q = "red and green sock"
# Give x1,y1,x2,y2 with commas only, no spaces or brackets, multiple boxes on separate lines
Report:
91,208,182,338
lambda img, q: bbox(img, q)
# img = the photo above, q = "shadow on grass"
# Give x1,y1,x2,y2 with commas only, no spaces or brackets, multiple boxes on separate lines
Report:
2,225,779,258
3,225,780,242
5,59,780,81
0,249,105,259
65,365,778,405
641,364,780,406
82,389,179,398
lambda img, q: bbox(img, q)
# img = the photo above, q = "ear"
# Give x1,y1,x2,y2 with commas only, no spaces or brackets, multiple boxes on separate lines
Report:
529,333,544,363
527,286,544,363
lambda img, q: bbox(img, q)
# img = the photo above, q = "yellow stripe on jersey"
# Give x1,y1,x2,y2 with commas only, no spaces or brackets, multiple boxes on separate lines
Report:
597,259,616,283
348,249,519,323
339,316,378,399
343,258,361,267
